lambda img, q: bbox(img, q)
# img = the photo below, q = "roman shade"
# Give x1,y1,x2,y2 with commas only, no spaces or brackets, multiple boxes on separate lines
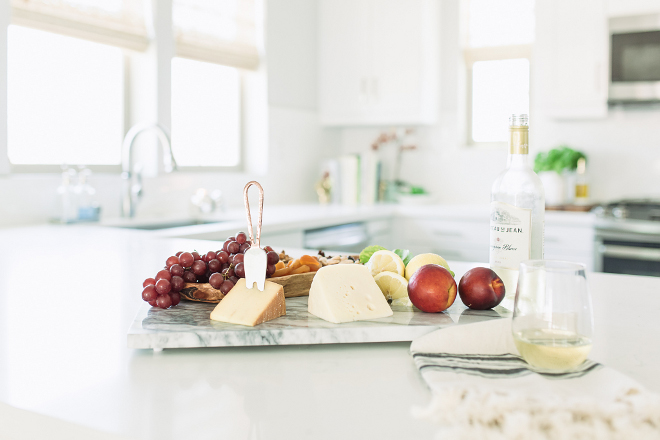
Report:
10,0,149,51
173,0,260,70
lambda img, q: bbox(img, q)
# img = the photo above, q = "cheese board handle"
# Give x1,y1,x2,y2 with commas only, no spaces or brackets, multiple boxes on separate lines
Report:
243,181,264,248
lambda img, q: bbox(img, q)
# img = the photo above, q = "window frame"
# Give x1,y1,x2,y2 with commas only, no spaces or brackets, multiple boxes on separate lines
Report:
464,44,532,148
6,25,127,174
4,7,249,174
169,58,246,173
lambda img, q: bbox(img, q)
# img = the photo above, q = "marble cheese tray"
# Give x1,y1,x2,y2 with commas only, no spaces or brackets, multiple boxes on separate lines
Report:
127,297,510,350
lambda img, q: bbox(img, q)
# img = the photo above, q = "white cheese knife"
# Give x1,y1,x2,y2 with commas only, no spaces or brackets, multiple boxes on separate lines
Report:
243,181,267,291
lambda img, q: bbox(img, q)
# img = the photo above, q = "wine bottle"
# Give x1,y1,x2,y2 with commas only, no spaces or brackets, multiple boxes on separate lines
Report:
489,114,545,299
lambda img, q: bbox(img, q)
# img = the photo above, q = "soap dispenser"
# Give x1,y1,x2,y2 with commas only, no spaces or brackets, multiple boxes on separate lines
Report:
76,167,100,221
56,167,78,223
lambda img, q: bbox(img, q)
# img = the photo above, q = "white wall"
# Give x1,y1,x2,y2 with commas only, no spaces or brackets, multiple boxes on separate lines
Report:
267,0,318,111
0,0,336,228
333,0,660,205
0,0,9,174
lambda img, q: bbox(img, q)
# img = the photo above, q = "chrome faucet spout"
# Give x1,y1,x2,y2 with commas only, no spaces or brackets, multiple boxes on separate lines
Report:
121,122,177,218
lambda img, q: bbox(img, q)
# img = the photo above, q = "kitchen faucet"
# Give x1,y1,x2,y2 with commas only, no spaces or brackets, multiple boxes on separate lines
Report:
121,122,177,218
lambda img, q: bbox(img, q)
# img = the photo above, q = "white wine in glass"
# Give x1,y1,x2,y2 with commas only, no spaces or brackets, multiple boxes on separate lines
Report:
512,261,594,371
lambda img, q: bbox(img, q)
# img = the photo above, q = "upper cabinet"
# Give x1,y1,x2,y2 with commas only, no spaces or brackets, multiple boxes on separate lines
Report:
533,0,608,119
318,0,439,126
607,0,660,17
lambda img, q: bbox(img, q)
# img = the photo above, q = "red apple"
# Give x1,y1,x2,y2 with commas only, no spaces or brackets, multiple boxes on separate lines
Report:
407,264,457,313
458,267,505,310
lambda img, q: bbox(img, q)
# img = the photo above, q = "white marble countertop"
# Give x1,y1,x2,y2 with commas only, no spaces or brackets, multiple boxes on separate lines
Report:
0,224,655,440
100,203,596,241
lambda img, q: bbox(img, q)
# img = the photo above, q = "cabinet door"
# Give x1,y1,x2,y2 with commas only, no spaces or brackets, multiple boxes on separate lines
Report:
544,224,595,271
534,0,608,119
318,0,370,125
260,230,304,249
318,0,438,125
367,0,438,125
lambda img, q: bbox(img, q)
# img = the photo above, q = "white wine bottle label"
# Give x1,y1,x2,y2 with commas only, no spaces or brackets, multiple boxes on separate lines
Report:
489,201,532,270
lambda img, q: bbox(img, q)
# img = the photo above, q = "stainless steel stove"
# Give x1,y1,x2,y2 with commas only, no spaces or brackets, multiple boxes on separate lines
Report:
594,199,660,277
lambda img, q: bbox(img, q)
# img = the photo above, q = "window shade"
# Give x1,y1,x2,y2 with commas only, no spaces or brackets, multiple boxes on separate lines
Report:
173,0,260,70
10,0,148,51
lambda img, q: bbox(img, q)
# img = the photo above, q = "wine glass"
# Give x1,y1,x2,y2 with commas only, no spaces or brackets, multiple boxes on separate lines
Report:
512,260,594,371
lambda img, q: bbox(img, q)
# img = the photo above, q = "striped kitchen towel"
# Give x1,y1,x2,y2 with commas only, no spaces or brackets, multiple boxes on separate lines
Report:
410,318,660,440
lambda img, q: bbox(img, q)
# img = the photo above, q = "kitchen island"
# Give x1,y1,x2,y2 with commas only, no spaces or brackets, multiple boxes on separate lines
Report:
0,225,658,440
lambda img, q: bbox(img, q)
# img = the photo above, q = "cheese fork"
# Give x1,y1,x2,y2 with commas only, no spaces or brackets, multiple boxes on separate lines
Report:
243,181,267,291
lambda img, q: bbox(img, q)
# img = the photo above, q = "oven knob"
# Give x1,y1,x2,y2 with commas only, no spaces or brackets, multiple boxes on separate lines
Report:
612,206,628,219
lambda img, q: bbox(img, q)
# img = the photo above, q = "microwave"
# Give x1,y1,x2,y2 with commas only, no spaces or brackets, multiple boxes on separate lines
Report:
609,14,660,103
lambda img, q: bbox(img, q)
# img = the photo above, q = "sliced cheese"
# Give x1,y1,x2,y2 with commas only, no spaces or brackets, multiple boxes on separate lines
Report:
210,279,286,326
308,264,393,324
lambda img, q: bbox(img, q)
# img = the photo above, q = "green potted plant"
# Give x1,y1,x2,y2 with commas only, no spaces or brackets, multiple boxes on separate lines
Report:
534,146,587,206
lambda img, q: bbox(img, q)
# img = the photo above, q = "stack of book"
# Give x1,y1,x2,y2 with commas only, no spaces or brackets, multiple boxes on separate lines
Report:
321,153,381,206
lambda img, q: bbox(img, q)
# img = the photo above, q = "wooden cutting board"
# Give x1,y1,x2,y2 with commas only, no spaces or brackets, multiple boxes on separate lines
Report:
179,271,316,303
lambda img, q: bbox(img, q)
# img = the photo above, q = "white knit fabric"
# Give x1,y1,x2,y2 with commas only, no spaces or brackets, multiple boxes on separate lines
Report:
410,318,660,440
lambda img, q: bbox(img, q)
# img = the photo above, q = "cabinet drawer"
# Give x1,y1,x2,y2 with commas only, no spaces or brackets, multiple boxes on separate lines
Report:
367,219,391,236
406,244,488,263
403,219,489,246
543,251,594,271
431,247,488,264
545,225,594,251
261,230,304,249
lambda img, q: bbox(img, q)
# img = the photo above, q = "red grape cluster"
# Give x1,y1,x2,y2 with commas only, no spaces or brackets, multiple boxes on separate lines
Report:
140,231,281,309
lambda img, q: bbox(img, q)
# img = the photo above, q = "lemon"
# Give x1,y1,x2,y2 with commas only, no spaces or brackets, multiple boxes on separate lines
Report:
366,250,405,277
404,253,454,280
373,272,409,302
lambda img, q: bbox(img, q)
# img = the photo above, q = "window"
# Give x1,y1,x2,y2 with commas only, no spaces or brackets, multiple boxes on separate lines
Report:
3,0,261,171
171,58,241,167
463,0,535,144
170,0,260,170
471,59,530,142
7,25,124,166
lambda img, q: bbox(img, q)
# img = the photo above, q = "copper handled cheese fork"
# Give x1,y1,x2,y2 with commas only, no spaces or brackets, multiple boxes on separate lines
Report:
243,181,267,291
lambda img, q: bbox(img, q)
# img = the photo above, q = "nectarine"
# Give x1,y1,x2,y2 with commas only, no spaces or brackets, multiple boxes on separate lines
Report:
458,267,505,310
407,264,457,313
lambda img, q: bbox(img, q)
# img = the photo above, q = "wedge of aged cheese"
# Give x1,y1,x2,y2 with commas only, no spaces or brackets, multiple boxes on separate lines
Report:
210,279,286,326
308,264,393,323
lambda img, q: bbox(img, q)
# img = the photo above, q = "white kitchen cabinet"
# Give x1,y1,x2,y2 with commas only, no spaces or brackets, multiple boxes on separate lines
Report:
534,0,608,119
607,0,660,17
260,230,304,249
366,219,393,249
397,217,490,263
395,214,595,271
544,224,596,271
318,0,438,126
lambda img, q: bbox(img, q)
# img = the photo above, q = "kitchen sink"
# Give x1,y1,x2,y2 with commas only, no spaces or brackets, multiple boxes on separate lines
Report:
112,219,223,230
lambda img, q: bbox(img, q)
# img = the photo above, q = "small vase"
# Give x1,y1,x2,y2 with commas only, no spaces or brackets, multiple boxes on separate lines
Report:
538,171,565,207
563,170,577,205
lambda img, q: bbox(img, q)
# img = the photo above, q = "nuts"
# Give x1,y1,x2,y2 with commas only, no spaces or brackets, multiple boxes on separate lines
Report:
279,251,292,265
318,254,361,266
